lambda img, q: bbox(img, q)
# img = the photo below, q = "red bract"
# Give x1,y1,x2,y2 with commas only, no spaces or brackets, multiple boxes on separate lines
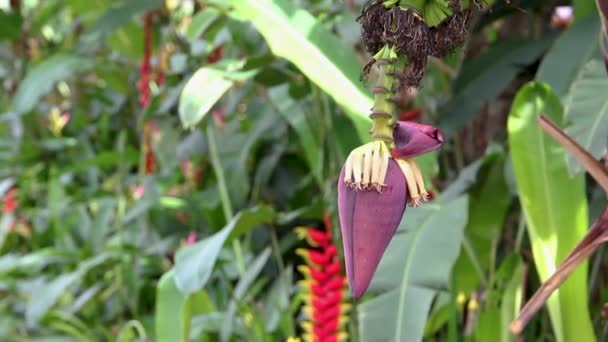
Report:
338,160,406,298
2,188,17,214
337,121,443,299
296,222,349,342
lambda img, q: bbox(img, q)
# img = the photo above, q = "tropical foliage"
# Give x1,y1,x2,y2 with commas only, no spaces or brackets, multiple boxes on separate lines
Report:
1,0,608,341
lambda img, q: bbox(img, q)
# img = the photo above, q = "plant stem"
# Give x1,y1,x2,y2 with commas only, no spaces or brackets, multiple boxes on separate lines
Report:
206,124,245,275
369,45,398,144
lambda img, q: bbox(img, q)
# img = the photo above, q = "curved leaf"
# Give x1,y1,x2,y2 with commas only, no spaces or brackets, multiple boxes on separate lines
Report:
359,196,469,342
227,0,372,140
438,37,553,135
507,82,594,342
564,59,608,174
179,67,234,129
173,205,275,294
155,270,215,342
12,54,94,113
536,14,599,97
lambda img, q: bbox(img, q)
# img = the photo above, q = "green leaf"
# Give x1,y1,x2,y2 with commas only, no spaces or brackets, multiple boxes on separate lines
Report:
155,270,215,342
507,82,594,342
179,67,234,129
536,14,600,97
438,37,554,135
453,150,511,293
227,0,372,141
173,206,275,294
0,10,22,40
500,261,524,342
268,85,321,181
26,253,116,325
79,0,164,48
360,196,469,342
574,0,596,17
564,59,608,174
220,248,271,340
186,8,221,44
11,54,94,113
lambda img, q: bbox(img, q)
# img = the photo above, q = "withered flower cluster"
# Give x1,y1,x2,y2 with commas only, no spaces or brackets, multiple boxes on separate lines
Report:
359,0,470,88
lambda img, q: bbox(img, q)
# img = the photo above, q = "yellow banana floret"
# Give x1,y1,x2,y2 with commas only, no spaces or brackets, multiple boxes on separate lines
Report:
343,141,390,191
396,158,429,207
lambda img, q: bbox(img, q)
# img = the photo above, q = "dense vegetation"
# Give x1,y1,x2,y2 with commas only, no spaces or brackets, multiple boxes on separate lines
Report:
1,0,608,341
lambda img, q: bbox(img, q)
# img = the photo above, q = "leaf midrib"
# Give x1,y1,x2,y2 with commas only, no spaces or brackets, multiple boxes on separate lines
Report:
394,209,436,342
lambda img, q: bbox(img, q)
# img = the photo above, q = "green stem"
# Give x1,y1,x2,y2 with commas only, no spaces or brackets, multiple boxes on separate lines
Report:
369,45,399,144
206,124,245,275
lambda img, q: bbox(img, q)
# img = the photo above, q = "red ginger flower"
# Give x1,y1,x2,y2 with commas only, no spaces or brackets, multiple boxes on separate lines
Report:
296,218,349,342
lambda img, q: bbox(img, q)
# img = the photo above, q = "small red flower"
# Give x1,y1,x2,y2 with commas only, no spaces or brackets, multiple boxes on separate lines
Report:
207,44,224,64
2,188,17,214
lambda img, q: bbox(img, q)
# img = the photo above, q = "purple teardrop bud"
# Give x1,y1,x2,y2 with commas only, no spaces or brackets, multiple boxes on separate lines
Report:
337,159,407,299
392,121,444,158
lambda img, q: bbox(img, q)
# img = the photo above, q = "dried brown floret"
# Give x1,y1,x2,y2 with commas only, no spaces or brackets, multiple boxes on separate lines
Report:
358,0,388,56
430,0,471,57
388,7,433,60
390,57,428,90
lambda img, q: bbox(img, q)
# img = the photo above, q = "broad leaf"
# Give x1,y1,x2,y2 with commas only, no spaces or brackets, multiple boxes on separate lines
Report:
438,37,553,135
227,0,372,140
173,206,275,294
536,14,599,97
11,54,94,113
507,82,593,342
155,271,215,342
359,196,469,342
564,59,608,174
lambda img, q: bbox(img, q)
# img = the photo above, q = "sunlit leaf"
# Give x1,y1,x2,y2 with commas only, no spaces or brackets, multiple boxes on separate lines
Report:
179,67,234,129
507,82,594,341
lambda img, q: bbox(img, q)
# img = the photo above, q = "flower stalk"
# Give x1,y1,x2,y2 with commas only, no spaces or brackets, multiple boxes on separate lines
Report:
337,0,469,299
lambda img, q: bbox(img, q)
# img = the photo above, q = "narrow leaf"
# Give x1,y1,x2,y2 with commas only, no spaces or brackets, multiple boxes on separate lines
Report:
173,206,275,293
507,81,594,341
